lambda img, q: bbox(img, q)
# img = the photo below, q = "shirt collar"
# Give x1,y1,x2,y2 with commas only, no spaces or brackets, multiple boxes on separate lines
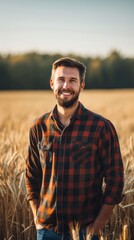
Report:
50,102,86,122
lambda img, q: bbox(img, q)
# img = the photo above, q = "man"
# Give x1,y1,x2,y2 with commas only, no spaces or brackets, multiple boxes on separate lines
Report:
26,57,124,240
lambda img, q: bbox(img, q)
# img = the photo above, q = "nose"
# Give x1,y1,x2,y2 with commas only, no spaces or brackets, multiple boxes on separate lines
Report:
62,80,70,89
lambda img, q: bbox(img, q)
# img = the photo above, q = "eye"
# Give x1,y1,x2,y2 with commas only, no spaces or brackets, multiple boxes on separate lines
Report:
70,78,77,83
57,77,64,82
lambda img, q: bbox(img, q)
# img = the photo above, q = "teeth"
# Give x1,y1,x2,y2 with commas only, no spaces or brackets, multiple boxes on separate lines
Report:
62,92,71,95
61,91,72,95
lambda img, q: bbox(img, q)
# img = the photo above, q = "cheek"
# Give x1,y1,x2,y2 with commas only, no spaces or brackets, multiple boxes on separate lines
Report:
55,83,63,90
53,84,61,93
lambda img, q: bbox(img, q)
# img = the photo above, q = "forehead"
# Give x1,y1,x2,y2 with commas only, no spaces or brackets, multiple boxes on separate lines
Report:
54,66,80,79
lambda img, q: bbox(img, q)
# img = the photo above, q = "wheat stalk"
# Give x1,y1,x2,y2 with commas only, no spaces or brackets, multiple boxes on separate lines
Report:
69,221,81,240
122,225,128,240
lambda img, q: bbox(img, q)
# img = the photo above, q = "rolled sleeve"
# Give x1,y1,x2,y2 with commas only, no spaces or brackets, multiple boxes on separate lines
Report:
25,125,42,201
99,120,124,205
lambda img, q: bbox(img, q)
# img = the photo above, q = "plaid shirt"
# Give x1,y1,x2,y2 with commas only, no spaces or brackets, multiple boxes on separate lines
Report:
26,102,124,233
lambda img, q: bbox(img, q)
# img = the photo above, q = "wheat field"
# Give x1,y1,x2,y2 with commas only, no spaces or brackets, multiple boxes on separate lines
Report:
0,90,134,240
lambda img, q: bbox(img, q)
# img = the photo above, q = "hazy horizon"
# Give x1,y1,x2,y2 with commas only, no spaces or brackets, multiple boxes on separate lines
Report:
0,0,134,58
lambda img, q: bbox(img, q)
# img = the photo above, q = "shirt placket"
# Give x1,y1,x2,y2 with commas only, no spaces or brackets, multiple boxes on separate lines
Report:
56,127,67,233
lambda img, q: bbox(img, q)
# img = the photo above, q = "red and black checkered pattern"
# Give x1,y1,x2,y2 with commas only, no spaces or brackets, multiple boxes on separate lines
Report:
26,102,124,233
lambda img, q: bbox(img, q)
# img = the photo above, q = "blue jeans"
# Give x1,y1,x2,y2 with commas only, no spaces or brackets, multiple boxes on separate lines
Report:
37,228,99,240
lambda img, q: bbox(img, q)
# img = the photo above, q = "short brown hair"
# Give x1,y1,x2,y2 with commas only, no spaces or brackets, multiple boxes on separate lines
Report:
51,57,86,83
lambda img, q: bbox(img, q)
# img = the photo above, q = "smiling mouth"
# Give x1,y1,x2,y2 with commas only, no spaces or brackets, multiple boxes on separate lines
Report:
59,90,73,96
62,92,72,96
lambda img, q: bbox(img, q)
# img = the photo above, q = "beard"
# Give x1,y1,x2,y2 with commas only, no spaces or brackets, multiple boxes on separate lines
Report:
55,88,80,108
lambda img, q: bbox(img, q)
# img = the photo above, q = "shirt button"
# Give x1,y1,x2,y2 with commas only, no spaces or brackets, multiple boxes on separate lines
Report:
59,163,63,169
54,176,57,182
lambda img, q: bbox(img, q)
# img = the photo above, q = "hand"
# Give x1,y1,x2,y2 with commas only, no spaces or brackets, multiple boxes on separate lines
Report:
36,223,44,230
86,222,102,240
34,215,44,230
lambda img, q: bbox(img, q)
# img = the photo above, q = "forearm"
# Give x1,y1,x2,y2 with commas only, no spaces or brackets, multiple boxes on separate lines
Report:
87,204,114,236
29,199,39,222
94,204,114,230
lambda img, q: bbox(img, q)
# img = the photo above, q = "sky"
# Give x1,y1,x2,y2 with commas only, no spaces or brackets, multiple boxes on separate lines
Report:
0,0,134,57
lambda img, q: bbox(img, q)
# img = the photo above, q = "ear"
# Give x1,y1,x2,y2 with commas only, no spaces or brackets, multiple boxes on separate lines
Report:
80,82,85,91
50,79,54,90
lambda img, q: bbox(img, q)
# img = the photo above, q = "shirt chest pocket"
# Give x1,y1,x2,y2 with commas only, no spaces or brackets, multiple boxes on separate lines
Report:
71,142,97,165
38,141,52,168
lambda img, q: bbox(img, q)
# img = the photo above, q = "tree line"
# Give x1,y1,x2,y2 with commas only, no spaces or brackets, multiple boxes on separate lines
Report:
0,51,134,90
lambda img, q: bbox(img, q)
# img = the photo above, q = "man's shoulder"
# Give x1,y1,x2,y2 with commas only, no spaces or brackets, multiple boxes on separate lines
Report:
30,111,51,129
84,107,117,135
83,108,118,141
84,107,110,124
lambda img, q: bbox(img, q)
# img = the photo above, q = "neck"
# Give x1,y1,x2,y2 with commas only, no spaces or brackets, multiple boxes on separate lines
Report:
57,101,79,127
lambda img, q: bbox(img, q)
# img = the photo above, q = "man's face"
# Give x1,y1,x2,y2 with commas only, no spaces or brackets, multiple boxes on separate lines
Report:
50,66,85,108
